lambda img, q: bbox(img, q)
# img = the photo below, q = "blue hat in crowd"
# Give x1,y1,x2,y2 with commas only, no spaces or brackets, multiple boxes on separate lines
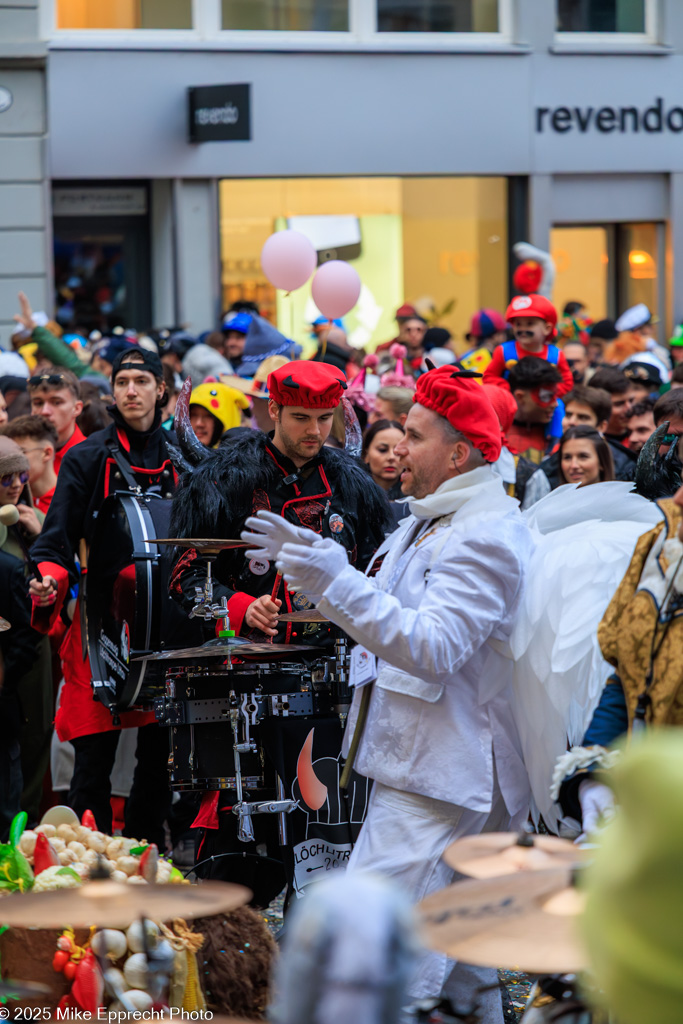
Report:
236,315,302,378
95,337,138,366
222,311,253,334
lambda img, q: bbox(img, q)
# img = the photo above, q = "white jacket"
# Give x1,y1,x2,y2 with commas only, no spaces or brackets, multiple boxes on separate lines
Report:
317,466,534,818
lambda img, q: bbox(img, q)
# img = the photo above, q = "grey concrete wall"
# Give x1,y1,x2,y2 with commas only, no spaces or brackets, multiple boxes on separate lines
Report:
0,0,49,349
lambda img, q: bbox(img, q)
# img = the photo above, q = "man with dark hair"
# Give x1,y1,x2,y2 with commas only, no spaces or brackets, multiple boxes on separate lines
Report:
2,415,58,513
28,348,176,845
588,367,637,441
670,363,683,390
506,357,563,463
562,385,611,433
588,366,640,481
627,400,656,454
27,368,84,473
653,389,683,432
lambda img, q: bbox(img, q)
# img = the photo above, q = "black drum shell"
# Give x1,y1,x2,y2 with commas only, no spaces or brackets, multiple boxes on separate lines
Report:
86,493,203,713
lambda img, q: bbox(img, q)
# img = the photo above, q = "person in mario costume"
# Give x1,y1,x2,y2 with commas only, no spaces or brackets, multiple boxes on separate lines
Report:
483,292,574,397
242,367,534,1022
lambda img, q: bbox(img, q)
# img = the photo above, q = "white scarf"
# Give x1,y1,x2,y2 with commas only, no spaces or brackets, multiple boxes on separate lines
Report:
405,464,519,522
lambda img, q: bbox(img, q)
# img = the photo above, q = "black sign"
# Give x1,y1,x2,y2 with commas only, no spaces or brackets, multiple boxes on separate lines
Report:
188,83,251,143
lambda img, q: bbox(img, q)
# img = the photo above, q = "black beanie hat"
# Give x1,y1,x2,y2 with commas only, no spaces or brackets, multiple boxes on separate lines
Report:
590,319,619,342
111,348,164,382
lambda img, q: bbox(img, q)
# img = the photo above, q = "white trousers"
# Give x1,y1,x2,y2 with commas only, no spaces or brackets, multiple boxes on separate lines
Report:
347,781,525,1021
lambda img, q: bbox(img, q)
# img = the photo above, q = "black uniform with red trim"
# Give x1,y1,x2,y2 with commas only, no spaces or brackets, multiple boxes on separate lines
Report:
169,430,389,645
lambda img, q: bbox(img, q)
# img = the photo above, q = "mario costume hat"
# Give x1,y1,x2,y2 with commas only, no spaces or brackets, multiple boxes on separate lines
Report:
267,360,347,409
505,293,558,331
414,366,502,463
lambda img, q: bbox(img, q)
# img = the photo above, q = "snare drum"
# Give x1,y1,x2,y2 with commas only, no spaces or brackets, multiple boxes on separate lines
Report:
86,493,203,714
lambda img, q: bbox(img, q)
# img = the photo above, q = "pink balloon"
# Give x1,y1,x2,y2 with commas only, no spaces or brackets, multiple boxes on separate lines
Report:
260,230,317,292
311,261,362,320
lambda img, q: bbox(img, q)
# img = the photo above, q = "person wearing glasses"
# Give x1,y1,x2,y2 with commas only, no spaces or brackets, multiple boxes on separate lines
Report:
2,415,59,514
0,435,51,828
27,369,84,474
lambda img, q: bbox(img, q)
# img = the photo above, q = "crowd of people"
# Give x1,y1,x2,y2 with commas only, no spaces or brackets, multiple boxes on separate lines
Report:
1,280,682,1021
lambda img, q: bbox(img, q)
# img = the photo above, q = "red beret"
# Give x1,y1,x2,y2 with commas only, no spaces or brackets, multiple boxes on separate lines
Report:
267,360,347,409
414,367,502,463
482,382,517,435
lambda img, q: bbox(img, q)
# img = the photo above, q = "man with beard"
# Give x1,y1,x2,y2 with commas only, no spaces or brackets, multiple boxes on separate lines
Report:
169,360,389,902
243,368,533,1022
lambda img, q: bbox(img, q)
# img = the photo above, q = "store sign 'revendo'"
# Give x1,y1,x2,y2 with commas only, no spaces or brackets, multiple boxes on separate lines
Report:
537,96,683,134
188,83,251,143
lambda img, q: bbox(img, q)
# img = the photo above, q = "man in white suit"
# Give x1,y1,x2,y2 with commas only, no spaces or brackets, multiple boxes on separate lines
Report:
243,367,534,1020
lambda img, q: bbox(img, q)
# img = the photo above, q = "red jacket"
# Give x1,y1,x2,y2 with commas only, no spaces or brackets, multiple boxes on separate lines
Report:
483,342,574,397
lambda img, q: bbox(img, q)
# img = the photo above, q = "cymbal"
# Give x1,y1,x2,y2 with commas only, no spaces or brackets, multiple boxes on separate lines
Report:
136,642,317,662
419,869,586,974
443,831,587,879
278,610,329,623
0,880,249,929
153,538,248,551
0,616,10,631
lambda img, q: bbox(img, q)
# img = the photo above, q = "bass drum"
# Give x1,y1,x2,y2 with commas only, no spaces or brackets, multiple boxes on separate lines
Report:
86,493,203,714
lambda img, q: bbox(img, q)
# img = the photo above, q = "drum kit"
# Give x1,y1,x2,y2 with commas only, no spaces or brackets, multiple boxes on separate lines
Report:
86,518,353,846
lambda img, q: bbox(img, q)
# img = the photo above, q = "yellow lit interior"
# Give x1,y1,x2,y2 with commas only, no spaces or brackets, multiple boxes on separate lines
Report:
219,176,508,352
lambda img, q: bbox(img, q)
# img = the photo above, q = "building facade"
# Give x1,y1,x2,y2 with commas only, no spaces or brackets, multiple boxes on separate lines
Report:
2,0,683,349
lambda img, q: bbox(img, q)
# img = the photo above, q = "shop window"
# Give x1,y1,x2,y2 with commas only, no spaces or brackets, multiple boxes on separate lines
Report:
377,0,498,32
57,0,192,29
219,177,507,354
221,0,349,31
557,0,646,33
551,226,609,323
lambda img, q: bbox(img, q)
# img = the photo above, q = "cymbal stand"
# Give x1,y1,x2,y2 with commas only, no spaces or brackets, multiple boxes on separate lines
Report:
189,554,232,637
229,696,297,843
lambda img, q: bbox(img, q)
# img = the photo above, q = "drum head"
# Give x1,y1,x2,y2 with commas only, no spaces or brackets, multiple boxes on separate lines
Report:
86,494,203,713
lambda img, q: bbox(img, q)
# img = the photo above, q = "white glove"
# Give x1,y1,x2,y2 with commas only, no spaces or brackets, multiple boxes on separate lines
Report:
275,539,350,602
578,780,615,841
241,510,320,563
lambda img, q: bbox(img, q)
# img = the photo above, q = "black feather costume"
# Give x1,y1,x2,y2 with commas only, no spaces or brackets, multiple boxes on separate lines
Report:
169,432,390,645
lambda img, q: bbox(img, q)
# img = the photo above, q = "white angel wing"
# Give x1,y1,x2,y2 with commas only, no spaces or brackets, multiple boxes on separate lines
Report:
511,482,662,831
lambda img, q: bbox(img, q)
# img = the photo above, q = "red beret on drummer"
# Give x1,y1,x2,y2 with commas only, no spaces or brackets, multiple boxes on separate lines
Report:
414,366,503,463
267,360,348,409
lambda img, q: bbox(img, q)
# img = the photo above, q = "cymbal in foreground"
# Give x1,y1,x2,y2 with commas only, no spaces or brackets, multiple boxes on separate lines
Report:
0,880,249,929
419,869,586,974
278,610,329,623
137,642,317,662
444,831,587,879
153,538,248,551
0,980,51,999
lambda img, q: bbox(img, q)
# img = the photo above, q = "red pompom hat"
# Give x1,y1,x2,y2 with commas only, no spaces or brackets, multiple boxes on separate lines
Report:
414,367,502,463
267,360,348,409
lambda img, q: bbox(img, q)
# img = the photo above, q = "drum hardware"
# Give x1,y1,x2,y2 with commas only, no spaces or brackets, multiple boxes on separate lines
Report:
231,797,298,846
333,637,352,724
278,609,330,623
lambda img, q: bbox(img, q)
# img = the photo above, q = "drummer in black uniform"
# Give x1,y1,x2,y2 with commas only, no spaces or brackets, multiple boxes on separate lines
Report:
169,360,389,900
170,361,388,642
28,349,176,846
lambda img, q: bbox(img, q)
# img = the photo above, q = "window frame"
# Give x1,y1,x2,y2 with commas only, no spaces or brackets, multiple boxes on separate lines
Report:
48,0,518,52
554,0,658,47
